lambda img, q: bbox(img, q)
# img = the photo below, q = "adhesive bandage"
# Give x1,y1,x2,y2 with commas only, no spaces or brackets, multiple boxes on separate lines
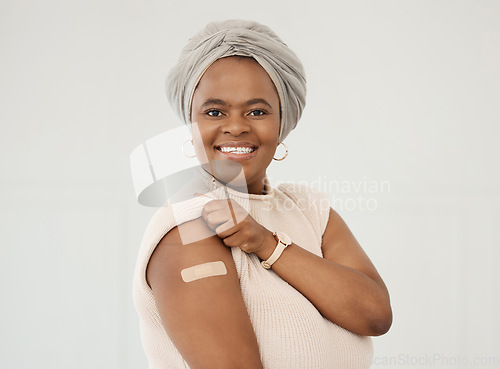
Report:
181,261,227,283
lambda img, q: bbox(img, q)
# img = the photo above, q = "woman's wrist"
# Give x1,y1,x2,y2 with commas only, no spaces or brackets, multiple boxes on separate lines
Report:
254,230,278,261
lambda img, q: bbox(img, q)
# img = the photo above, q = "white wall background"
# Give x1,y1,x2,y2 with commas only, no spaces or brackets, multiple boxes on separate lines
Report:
1,0,499,368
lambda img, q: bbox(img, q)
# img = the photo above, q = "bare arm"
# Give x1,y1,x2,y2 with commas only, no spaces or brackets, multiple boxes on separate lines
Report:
254,208,392,336
147,217,263,369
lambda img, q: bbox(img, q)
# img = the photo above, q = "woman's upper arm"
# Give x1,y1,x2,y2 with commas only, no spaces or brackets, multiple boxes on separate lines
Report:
146,217,263,369
321,208,387,288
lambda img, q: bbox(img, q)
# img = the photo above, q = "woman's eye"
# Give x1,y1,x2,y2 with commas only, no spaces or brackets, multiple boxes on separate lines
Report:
249,110,266,116
207,110,223,117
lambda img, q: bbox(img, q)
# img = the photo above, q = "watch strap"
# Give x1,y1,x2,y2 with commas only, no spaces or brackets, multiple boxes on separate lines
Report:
261,232,290,269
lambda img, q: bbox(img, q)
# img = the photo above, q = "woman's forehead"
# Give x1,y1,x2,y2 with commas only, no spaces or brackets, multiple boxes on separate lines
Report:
193,57,279,104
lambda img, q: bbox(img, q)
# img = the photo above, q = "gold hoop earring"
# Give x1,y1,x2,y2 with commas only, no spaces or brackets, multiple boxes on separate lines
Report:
273,142,288,161
182,139,196,158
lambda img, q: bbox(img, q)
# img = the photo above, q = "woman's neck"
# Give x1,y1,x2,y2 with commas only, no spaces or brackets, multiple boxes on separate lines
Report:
206,169,269,195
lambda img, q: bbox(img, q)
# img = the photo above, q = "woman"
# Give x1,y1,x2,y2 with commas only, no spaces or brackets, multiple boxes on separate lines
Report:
133,19,392,369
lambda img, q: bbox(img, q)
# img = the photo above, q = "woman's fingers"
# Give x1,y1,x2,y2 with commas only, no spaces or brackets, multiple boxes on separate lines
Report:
219,230,252,252
218,223,266,254
202,199,248,230
215,220,239,238
202,199,263,254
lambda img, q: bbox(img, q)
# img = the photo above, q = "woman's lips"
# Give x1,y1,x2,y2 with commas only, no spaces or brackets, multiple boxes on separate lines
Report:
215,146,258,161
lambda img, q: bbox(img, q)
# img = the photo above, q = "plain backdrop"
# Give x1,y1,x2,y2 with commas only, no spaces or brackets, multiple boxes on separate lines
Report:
1,0,499,368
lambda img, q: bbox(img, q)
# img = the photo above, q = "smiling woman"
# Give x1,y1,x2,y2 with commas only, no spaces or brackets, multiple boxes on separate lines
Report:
132,19,391,369
191,56,281,195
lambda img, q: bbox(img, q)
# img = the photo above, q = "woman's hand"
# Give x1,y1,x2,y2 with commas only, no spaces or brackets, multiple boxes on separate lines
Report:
201,199,271,254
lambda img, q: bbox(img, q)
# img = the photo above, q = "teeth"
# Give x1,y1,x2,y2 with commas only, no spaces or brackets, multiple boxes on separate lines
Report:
218,146,255,154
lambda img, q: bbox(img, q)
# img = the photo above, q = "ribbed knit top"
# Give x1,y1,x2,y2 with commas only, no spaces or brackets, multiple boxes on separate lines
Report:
132,167,373,369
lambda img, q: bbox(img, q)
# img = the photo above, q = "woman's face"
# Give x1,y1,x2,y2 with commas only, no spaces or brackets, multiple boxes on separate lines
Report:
191,56,281,195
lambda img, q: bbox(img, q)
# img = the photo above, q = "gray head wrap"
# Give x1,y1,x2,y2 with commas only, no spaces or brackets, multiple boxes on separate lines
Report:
165,19,307,142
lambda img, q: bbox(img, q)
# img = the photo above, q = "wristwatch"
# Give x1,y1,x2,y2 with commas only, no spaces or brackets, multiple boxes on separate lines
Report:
261,231,291,269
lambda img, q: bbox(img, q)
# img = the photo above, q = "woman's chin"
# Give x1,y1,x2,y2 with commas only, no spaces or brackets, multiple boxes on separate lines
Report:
201,160,249,190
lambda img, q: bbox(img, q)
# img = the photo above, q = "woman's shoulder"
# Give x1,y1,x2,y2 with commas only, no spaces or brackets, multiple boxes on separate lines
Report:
133,199,208,287
140,195,213,245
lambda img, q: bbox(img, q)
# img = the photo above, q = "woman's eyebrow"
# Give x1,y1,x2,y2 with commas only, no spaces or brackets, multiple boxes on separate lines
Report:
201,98,226,108
246,98,272,108
201,98,273,109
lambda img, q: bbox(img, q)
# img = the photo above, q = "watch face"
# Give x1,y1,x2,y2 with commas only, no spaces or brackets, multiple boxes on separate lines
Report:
276,231,291,246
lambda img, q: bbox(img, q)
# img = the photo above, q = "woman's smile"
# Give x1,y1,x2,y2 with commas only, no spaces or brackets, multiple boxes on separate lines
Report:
215,141,259,161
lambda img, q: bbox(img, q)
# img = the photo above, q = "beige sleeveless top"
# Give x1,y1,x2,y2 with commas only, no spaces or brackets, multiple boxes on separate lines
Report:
132,167,373,368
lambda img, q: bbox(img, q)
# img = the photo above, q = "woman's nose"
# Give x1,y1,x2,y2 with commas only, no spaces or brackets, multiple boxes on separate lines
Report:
221,116,250,136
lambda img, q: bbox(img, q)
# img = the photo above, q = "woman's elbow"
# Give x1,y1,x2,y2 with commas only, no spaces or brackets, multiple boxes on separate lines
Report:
368,306,393,336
